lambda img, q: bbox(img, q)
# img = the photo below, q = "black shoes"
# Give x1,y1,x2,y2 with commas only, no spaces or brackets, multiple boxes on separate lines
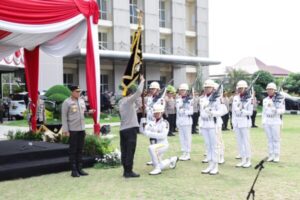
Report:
123,171,140,178
77,163,89,176
71,163,89,177
168,133,175,136
71,164,80,177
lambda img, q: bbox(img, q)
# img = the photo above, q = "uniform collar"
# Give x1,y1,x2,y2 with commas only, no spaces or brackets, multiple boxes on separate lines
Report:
156,117,162,122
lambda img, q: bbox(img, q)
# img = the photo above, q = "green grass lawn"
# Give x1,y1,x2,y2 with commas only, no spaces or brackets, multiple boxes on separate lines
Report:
1,115,300,200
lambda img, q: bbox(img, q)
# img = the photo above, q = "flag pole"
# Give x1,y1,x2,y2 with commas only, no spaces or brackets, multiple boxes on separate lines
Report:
137,10,146,118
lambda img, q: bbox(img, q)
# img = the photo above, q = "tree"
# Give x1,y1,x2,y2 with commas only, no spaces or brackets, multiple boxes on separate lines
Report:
224,68,250,92
252,70,275,101
283,73,300,95
192,64,203,93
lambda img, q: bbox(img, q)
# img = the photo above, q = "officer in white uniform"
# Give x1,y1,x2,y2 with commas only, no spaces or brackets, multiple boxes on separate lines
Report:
140,104,178,175
145,81,166,165
199,80,227,175
232,80,253,168
262,82,285,162
176,83,193,161
146,81,165,122
213,83,226,165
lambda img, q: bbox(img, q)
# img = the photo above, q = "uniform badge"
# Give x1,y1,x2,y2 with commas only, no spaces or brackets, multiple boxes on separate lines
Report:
71,105,77,112
268,103,273,107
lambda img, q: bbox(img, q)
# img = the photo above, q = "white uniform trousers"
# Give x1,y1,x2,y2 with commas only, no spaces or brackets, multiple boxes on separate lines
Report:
201,128,218,163
234,127,251,158
216,127,224,157
263,124,281,156
178,125,192,153
148,143,171,170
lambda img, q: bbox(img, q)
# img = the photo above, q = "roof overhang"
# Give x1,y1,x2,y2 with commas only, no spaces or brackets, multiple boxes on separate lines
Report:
68,49,221,66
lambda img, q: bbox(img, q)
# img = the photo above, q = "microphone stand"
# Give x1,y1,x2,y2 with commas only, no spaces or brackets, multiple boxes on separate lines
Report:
246,159,265,200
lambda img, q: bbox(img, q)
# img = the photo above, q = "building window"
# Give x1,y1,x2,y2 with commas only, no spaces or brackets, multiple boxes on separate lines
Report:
101,74,109,92
160,76,167,85
99,32,108,49
130,0,138,24
160,39,166,54
63,73,74,86
98,0,109,20
159,0,166,27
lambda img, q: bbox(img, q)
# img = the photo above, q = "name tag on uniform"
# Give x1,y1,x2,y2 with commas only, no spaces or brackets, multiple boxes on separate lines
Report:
71,105,77,112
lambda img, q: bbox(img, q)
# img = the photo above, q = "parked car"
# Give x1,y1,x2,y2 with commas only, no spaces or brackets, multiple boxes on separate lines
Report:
9,92,28,120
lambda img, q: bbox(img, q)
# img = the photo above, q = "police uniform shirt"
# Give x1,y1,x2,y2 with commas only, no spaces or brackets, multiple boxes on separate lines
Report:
62,97,86,132
199,95,227,128
119,81,144,131
175,96,193,126
262,96,285,125
141,118,169,145
165,96,176,115
232,95,253,128
146,95,166,122
192,96,200,113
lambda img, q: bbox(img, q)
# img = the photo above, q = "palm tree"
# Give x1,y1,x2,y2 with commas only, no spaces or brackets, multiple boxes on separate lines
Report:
225,68,251,92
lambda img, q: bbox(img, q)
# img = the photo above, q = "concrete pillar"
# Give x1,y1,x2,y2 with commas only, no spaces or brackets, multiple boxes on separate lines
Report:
112,0,131,51
38,50,63,91
173,66,187,88
144,0,159,53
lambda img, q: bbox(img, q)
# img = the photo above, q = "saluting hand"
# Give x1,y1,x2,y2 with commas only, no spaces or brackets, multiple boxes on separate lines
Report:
140,74,145,82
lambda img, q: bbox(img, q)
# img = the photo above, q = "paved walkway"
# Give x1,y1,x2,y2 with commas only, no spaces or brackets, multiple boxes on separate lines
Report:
0,122,120,141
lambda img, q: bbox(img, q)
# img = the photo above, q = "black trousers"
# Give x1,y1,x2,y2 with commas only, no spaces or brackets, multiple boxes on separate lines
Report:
120,127,138,173
0,110,3,123
69,131,86,165
137,112,143,124
192,112,199,133
167,114,176,133
229,111,233,129
251,110,257,126
222,113,229,129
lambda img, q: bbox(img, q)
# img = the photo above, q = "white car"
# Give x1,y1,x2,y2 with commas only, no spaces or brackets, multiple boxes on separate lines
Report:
9,92,28,120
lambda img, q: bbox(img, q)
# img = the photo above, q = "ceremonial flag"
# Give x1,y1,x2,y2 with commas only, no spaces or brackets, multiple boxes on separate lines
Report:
121,27,143,96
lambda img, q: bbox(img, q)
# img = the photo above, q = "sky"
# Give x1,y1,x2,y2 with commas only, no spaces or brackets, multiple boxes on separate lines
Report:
209,0,300,74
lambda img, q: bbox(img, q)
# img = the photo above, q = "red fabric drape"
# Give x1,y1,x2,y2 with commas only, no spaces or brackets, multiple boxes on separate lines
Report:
0,0,80,24
74,0,100,134
0,30,11,39
24,47,39,132
0,0,101,134
86,18,100,135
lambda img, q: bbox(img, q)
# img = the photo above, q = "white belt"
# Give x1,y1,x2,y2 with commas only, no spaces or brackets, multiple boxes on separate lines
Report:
201,117,213,122
266,114,275,118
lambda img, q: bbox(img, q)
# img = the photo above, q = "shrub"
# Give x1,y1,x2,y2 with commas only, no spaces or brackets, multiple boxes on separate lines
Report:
47,93,69,104
44,85,71,120
83,135,114,157
45,85,71,98
7,130,43,141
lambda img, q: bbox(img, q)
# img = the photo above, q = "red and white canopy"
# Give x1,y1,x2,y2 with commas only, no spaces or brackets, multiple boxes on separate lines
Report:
0,0,101,134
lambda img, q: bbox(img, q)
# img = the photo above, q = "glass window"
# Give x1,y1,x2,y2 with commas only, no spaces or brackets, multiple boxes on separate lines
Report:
160,39,166,54
63,74,74,86
99,32,108,49
101,74,109,92
98,0,109,20
159,0,166,27
130,0,138,24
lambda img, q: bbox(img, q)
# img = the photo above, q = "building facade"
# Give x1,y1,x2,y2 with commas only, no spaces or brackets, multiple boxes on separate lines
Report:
65,0,219,94
0,0,219,96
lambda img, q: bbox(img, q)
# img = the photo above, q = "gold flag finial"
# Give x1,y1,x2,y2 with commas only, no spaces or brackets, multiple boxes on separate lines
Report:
137,9,144,28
